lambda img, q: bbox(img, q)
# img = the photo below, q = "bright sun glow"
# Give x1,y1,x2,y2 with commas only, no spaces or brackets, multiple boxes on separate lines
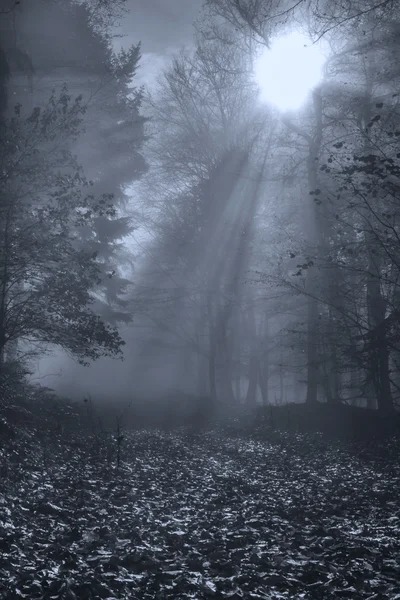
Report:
254,32,326,112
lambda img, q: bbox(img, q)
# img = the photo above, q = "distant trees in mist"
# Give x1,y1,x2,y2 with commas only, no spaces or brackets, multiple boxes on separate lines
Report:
133,0,400,415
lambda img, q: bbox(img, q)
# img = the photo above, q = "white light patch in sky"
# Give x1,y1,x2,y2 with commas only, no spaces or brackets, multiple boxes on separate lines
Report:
254,32,326,112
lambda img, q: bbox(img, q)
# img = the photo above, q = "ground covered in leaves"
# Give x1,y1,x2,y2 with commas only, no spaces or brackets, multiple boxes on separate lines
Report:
1,427,400,599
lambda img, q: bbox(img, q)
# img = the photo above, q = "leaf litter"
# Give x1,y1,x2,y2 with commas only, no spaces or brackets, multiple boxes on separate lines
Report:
0,428,399,599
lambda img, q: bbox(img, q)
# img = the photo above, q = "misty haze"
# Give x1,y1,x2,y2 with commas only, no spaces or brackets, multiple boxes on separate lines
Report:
1,1,400,598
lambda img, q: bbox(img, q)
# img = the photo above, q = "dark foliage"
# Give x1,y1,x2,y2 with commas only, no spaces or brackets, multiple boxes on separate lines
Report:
251,403,400,441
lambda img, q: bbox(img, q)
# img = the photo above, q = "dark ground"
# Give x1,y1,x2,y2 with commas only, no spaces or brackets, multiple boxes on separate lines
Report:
1,398,400,599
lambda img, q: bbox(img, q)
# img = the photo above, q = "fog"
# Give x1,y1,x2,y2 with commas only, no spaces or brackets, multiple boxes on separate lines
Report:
2,0,400,422
32,144,308,418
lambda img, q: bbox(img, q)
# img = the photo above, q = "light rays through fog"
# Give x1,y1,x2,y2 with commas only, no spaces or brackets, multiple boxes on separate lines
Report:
132,150,267,398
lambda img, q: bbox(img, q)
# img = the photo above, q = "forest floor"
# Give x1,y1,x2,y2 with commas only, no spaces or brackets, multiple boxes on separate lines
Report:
1,426,400,600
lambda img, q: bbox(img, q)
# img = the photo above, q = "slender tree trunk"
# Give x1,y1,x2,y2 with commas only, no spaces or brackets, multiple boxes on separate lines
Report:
305,90,323,405
258,363,268,405
234,373,241,403
245,303,260,406
259,315,269,405
246,353,258,405
375,336,392,413
330,340,340,402
0,345,4,378
279,355,284,404
208,342,217,404
219,367,235,405
212,304,235,405
281,90,323,405
197,352,208,397
207,295,217,404
305,294,319,404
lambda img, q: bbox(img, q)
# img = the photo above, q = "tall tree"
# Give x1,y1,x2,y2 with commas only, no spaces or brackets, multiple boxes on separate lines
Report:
0,88,125,373
1,0,148,327
132,29,275,407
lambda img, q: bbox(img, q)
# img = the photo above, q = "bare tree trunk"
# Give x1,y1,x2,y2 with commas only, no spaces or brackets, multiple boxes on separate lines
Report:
246,353,258,405
208,329,217,404
363,252,392,413
221,318,236,404
245,303,260,406
258,363,268,405
234,373,241,403
305,294,319,404
361,65,393,414
330,307,342,403
0,205,11,374
283,90,323,405
366,243,392,412
279,354,284,404
198,352,209,397
5,338,18,362
219,364,236,405
366,380,377,410
259,315,269,405
321,312,341,405
207,295,218,404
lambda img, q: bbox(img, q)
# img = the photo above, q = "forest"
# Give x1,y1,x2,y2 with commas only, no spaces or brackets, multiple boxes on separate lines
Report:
0,0,400,598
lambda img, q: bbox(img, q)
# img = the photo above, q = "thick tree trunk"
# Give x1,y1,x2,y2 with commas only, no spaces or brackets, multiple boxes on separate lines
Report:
361,73,393,414
367,249,393,413
5,339,18,362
